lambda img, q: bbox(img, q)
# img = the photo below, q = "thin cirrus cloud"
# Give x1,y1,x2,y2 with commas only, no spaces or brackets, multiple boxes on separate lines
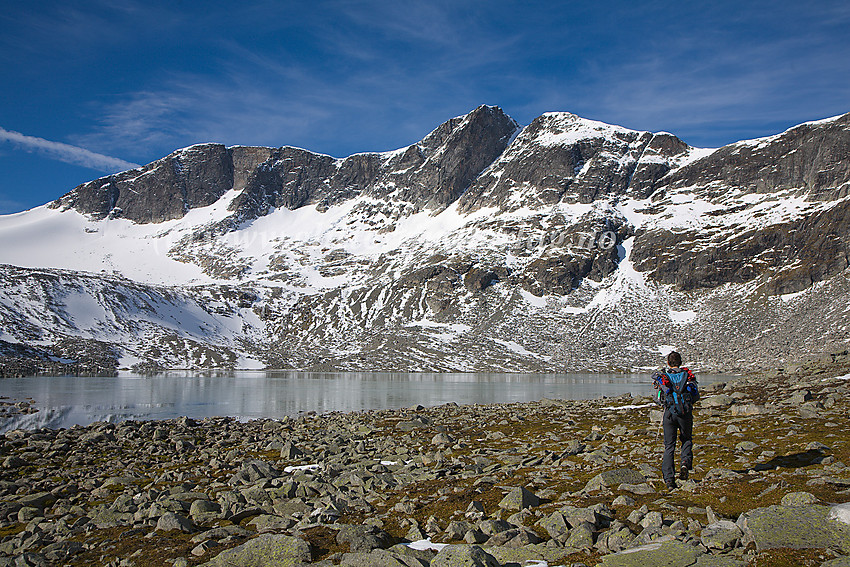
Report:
0,126,141,174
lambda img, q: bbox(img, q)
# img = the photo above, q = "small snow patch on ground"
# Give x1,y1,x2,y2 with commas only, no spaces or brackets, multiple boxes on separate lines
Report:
405,538,448,552
600,403,654,411
561,305,587,314
824,373,850,382
780,289,807,302
283,464,321,473
656,344,677,355
519,289,547,308
669,310,696,325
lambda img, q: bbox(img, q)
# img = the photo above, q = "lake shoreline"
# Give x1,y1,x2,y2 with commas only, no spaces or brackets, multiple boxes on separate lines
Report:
0,353,849,566
0,370,735,433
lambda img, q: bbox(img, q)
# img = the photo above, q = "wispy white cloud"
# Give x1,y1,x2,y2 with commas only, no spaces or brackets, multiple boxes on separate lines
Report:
0,127,140,173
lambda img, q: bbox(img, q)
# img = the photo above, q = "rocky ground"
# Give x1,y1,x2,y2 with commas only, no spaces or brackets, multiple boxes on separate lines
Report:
1,354,850,567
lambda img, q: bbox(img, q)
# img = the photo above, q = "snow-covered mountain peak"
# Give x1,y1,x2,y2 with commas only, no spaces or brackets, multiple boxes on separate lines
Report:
1,106,849,375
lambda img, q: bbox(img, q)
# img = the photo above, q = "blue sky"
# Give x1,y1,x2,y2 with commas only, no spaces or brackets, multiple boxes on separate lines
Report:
2,0,849,214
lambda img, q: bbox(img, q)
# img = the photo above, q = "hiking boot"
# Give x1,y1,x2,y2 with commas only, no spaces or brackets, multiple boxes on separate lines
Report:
665,480,677,490
679,466,689,481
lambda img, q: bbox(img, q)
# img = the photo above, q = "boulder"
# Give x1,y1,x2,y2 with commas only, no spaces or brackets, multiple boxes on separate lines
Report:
498,486,539,510
537,511,570,539
201,534,312,567
738,504,850,552
229,459,281,484
189,499,222,521
339,549,429,567
430,545,500,567
731,404,766,416
155,512,196,533
559,504,602,528
780,492,818,506
337,524,395,553
701,395,734,408
618,483,655,495
700,520,743,550
566,522,595,549
247,514,296,531
600,540,704,566
585,468,645,492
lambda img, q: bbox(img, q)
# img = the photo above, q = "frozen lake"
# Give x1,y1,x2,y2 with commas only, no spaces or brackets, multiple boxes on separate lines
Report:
0,370,730,431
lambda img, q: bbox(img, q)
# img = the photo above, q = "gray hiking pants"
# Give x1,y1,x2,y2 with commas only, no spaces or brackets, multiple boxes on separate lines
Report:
662,409,693,483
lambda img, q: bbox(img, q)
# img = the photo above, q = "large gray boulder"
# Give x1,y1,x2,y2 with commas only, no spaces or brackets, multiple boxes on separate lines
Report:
600,540,704,566
201,534,312,567
339,549,429,567
780,491,818,506
701,395,734,408
537,511,570,539
336,524,396,553
497,486,539,510
430,545,500,567
738,504,850,552
700,520,743,550
155,512,196,533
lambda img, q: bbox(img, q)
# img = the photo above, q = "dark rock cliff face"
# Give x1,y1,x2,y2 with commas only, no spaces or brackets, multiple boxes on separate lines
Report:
386,104,519,209
631,199,850,295
663,113,850,200
53,144,237,223
630,112,850,294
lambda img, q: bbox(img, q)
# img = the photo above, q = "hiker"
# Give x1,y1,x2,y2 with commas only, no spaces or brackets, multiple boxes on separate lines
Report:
652,351,699,490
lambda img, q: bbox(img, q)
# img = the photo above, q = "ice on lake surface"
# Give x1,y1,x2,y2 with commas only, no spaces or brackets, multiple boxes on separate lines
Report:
0,371,731,431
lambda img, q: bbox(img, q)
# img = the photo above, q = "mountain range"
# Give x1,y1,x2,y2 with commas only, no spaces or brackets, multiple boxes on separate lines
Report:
1,105,848,375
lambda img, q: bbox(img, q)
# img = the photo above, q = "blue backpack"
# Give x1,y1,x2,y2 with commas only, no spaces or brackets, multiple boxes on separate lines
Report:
664,369,699,415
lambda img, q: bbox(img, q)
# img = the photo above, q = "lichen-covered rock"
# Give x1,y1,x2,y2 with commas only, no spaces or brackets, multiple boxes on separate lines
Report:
336,524,395,553
738,504,850,552
600,540,704,566
566,522,595,549
430,544,500,567
699,520,743,550
780,491,818,506
201,534,312,567
497,486,539,510
339,549,429,567
537,511,570,538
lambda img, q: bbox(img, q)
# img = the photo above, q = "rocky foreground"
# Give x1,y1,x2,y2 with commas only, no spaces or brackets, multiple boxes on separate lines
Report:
2,356,850,567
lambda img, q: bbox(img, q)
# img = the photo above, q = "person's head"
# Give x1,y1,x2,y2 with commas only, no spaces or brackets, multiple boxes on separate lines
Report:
667,351,682,368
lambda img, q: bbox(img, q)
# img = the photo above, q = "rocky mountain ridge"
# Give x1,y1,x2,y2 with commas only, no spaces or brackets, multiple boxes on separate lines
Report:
1,105,849,374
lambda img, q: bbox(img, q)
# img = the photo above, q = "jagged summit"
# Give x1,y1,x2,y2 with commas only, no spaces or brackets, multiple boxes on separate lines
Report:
2,107,849,374
51,105,519,225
